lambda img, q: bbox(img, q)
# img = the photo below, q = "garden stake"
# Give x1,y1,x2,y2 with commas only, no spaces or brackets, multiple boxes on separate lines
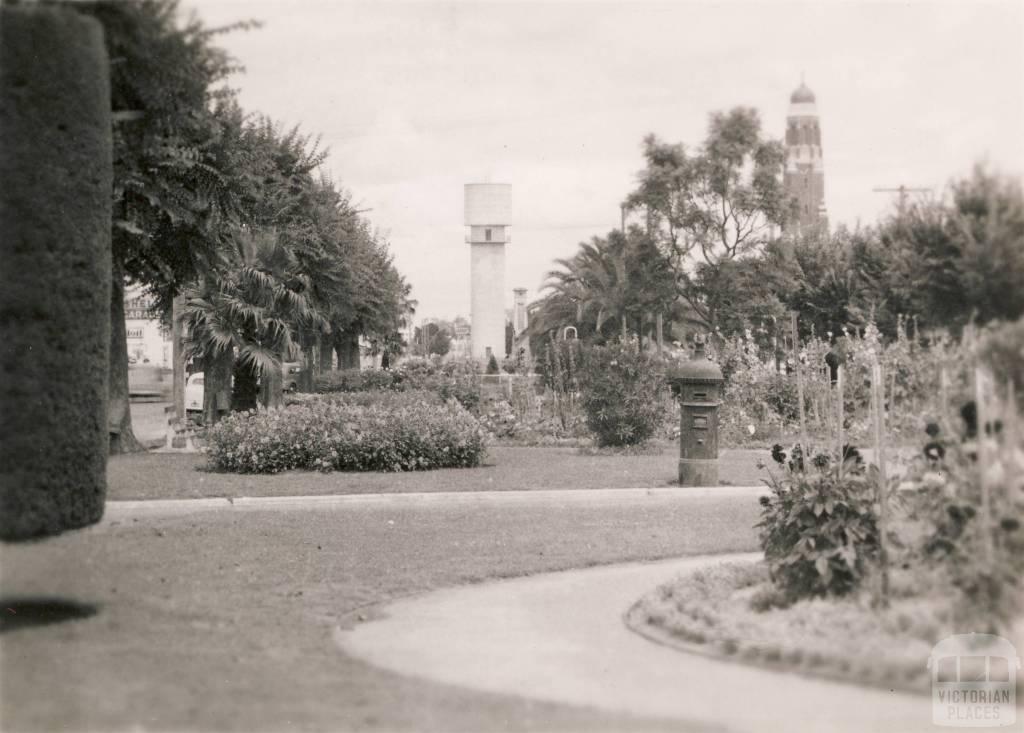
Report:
872,360,890,607
974,366,995,566
1006,378,1019,451
940,366,951,434
888,367,897,435
837,366,845,480
790,312,808,456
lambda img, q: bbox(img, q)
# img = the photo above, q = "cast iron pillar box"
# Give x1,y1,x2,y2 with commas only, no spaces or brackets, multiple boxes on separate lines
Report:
667,340,724,486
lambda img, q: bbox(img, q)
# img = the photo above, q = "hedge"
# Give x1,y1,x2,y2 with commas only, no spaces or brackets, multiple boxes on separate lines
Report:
0,6,111,541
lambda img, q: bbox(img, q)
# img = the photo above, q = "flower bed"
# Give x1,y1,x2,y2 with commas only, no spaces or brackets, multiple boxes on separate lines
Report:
206,395,487,473
627,560,947,694
314,360,482,413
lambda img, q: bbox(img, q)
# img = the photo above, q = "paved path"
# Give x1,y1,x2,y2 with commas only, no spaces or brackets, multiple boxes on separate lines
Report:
336,554,938,733
103,485,768,519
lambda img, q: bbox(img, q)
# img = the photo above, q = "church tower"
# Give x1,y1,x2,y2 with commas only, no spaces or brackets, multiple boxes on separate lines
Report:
783,80,828,235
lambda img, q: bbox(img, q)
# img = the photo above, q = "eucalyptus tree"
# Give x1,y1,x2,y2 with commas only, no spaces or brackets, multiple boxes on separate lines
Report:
625,107,790,333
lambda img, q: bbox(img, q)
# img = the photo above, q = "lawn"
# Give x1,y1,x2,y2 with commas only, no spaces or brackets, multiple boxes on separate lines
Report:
1,492,759,732
107,445,770,501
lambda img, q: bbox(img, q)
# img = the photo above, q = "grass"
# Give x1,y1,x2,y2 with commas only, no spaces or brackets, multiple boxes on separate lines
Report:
1,493,758,732
627,560,977,694
107,445,770,501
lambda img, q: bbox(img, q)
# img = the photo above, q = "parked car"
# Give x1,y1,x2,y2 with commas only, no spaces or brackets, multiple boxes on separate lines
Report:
282,361,304,392
184,372,205,414
186,361,302,412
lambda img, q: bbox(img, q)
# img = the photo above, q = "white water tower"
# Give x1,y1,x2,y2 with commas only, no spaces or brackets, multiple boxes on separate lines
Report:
464,183,511,362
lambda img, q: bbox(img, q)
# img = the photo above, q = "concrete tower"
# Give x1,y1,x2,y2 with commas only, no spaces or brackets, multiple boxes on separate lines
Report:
465,183,511,361
784,81,828,235
512,288,528,337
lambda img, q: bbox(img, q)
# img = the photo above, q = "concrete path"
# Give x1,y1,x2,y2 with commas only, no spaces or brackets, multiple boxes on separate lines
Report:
103,485,768,519
336,554,938,733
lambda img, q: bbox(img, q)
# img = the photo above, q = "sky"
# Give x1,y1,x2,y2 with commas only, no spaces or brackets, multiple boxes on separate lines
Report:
188,0,1024,322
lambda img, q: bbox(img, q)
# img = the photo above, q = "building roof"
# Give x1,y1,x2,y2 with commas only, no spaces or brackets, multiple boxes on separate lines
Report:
790,82,816,104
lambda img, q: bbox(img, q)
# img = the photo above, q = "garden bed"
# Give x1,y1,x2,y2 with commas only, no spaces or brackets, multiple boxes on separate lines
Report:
626,560,956,695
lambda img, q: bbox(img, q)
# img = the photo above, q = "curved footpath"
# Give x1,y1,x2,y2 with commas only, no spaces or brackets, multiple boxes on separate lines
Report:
335,553,938,733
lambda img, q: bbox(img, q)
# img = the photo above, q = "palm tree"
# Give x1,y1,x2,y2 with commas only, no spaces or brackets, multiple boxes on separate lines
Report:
180,227,325,423
537,232,637,342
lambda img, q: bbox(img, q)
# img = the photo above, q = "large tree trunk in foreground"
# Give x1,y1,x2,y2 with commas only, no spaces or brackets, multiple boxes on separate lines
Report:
0,5,111,540
108,261,142,455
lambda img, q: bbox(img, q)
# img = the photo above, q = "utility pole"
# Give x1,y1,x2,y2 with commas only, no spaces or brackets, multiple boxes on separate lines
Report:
872,185,932,221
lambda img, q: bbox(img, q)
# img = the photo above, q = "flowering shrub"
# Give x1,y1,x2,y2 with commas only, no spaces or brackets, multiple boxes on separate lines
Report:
206,397,487,474
577,341,668,447
901,413,1024,633
314,368,399,393
714,318,975,446
474,393,590,444
477,396,518,439
757,444,880,603
715,330,798,445
314,360,482,414
290,389,443,409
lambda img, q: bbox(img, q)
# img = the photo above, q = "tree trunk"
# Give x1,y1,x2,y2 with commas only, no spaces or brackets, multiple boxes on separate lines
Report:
172,295,185,420
336,330,360,370
231,360,259,412
260,356,284,409
621,316,628,343
108,264,142,454
319,334,333,372
301,343,315,392
203,349,232,425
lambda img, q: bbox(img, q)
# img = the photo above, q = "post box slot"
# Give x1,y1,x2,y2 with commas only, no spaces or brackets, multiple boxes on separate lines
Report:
692,391,707,399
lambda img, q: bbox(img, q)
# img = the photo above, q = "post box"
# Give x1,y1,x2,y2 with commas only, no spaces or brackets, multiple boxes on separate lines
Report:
667,340,724,486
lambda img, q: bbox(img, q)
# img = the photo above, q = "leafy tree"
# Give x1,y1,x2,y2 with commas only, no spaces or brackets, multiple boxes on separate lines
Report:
624,108,790,332
780,226,911,340
71,0,253,451
74,0,411,431
881,167,1024,332
413,322,451,357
